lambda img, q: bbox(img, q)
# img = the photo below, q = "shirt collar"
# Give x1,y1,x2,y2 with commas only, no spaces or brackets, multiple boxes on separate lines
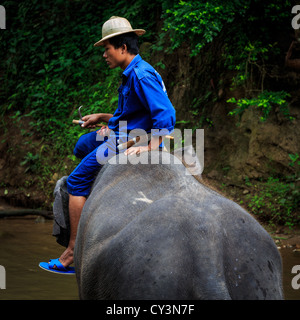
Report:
122,54,142,78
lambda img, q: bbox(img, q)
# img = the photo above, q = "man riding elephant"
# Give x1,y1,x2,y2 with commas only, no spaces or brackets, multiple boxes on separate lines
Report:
39,16,176,274
38,16,283,301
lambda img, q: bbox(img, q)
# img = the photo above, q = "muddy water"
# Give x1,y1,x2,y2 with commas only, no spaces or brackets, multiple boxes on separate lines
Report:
0,218,78,300
0,217,299,300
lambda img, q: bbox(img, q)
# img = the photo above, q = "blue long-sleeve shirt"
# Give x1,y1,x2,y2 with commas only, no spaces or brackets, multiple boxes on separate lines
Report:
108,54,176,137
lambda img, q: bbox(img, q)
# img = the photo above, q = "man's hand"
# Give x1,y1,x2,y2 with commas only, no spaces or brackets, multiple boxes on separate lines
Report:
124,135,163,156
81,114,103,128
124,145,149,156
97,125,111,137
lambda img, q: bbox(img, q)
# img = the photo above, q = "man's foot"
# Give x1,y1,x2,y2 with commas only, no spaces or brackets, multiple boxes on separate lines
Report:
39,258,75,275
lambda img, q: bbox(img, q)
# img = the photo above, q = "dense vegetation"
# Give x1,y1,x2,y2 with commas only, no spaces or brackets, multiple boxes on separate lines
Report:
0,0,299,226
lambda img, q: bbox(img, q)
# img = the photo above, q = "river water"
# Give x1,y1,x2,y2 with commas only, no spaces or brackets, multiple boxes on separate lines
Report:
0,217,299,300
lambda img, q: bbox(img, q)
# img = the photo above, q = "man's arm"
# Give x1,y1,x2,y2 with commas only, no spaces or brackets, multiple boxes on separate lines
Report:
81,113,113,128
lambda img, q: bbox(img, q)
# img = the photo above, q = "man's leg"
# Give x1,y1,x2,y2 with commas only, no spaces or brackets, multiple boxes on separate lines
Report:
39,133,116,272
57,135,117,268
58,195,86,267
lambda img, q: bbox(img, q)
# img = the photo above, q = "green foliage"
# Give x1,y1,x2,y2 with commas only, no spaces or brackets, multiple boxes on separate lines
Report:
224,41,280,91
227,90,293,121
246,176,299,228
288,153,300,183
289,153,300,169
244,154,300,228
1,1,112,141
162,0,292,57
162,0,244,56
0,0,163,154
20,152,41,173
222,1,293,121
161,1,294,123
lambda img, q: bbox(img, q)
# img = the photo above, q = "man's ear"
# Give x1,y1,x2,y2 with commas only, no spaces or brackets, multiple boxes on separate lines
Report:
121,44,127,54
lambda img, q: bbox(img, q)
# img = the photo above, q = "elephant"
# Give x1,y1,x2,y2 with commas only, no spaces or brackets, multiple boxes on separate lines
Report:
73,151,283,300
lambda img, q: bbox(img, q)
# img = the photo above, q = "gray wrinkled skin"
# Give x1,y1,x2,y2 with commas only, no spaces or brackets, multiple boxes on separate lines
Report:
74,151,283,300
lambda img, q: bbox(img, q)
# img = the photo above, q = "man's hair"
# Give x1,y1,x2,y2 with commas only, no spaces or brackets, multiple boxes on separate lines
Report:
108,32,139,55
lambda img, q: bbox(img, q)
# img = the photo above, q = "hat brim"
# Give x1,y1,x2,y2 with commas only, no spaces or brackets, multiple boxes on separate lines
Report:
94,29,146,47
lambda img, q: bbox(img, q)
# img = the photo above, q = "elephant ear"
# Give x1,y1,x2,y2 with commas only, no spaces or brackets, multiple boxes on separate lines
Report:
52,176,70,248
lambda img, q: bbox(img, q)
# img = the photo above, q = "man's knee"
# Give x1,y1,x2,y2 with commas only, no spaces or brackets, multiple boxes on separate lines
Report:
73,134,87,159
74,132,107,159
67,147,102,197
67,173,93,197
73,143,84,159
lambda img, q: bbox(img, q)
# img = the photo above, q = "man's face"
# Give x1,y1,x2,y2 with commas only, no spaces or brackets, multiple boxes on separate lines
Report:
102,40,125,69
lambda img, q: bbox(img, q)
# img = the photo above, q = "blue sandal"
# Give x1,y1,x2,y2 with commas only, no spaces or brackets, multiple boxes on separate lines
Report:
39,258,75,275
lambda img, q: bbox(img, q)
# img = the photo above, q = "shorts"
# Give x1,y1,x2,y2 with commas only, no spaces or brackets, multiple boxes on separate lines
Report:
67,131,120,197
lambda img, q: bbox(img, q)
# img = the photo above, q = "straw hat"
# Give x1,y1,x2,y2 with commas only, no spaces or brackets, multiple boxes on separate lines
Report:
94,16,146,47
